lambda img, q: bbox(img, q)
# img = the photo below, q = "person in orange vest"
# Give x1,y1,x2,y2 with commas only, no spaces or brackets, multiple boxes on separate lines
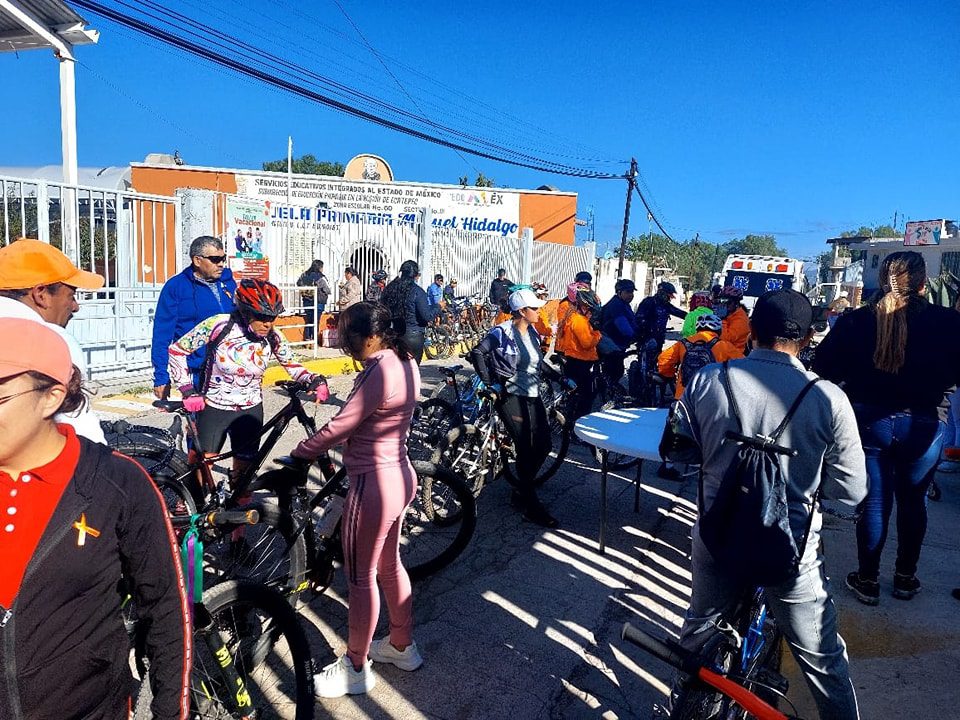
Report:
715,286,750,353
556,287,602,419
658,313,743,399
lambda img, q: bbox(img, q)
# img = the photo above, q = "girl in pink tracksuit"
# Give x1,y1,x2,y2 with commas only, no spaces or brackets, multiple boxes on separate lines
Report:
292,301,423,698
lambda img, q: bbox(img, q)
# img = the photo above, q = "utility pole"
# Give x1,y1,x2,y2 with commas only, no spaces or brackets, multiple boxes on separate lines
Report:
617,157,638,277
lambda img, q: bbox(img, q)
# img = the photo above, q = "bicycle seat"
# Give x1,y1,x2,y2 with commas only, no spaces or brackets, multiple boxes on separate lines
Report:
440,365,463,377
649,374,670,386
154,399,185,412
274,379,310,396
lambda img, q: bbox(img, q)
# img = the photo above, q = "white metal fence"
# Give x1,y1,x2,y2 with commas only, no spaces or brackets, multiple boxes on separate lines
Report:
532,240,596,299
430,228,525,301
1,174,182,382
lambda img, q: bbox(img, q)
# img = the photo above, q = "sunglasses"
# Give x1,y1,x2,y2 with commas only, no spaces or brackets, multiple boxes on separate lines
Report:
0,387,45,406
250,312,277,323
198,254,227,264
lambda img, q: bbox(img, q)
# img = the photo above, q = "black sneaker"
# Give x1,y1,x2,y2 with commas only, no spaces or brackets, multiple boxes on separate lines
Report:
656,463,682,481
846,571,880,605
892,573,921,600
522,501,559,529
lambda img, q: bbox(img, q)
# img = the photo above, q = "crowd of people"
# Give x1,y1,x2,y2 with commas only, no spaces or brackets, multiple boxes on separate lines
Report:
4,233,958,717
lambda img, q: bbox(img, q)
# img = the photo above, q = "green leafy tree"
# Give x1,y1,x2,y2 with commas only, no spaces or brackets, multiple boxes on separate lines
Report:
262,155,344,176
722,234,788,257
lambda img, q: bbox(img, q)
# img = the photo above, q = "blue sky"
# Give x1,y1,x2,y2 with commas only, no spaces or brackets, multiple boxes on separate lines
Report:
3,0,958,260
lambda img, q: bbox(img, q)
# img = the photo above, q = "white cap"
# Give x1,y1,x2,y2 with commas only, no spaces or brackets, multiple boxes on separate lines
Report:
839,290,849,298
509,288,546,311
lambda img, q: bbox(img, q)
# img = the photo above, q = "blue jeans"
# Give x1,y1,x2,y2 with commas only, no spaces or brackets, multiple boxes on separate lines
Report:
680,536,859,719
852,406,944,579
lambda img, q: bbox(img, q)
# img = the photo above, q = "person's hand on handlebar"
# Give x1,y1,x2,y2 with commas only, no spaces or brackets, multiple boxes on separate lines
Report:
309,374,330,403
481,382,503,402
182,394,205,413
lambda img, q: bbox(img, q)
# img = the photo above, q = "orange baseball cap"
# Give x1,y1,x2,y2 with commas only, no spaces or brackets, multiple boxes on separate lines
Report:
0,318,73,385
0,238,105,290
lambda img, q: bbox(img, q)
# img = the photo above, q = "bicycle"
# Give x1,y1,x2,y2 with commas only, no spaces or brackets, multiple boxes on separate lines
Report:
127,509,314,720
112,380,477,595
620,587,791,720
430,368,574,495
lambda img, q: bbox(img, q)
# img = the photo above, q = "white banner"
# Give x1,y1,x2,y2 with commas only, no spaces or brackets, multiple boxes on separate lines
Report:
234,171,521,238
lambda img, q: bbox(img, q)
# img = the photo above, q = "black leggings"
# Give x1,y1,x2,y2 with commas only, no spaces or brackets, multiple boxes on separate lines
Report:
403,328,425,365
563,358,595,420
496,394,550,502
196,404,264,460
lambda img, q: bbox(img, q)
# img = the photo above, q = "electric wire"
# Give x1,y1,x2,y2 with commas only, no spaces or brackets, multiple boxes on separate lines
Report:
78,0,624,176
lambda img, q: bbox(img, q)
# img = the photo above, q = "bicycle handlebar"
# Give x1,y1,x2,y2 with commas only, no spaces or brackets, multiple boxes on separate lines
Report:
170,509,260,529
621,623,693,675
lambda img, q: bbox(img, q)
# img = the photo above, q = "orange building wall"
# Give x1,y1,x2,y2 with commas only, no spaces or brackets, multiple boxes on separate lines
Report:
519,193,577,245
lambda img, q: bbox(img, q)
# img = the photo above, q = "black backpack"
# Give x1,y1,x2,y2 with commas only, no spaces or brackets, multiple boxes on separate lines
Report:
679,337,719,387
698,362,821,586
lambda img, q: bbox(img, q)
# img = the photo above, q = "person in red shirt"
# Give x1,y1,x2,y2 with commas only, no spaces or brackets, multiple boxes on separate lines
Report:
0,318,190,720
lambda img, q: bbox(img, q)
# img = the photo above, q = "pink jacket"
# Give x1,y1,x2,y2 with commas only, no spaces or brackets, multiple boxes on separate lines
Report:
292,349,421,472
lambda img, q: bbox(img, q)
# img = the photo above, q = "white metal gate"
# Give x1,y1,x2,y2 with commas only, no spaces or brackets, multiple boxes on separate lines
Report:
0,174,182,382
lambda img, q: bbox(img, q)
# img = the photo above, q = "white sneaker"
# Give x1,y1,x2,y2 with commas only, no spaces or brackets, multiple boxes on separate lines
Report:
368,637,424,671
313,655,376,698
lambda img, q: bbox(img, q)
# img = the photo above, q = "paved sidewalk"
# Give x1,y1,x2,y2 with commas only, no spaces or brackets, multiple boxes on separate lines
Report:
100,362,960,718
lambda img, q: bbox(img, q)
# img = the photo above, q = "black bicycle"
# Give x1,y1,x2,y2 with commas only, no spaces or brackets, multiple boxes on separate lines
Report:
107,381,477,595
127,509,314,720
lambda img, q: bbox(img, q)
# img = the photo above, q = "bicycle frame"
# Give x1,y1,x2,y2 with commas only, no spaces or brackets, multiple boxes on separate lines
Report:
620,622,791,720
160,383,320,508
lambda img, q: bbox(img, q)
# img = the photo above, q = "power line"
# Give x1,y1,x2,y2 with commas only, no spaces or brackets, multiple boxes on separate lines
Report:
329,0,479,176
634,180,675,243
70,0,625,178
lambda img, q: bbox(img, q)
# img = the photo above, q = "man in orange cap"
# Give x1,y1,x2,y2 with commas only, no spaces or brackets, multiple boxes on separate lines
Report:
0,238,106,442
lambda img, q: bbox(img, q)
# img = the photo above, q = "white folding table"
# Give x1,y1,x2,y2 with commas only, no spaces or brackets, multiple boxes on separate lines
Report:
574,407,669,553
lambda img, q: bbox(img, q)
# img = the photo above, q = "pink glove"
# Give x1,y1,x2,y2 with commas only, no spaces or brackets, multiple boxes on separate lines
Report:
314,381,330,403
183,395,206,413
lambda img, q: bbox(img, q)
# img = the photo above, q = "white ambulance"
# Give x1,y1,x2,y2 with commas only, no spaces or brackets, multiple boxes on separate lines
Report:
718,255,806,310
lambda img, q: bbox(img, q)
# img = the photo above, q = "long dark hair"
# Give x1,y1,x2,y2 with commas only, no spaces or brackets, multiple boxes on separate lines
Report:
338,301,413,361
381,259,419,322
873,250,926,373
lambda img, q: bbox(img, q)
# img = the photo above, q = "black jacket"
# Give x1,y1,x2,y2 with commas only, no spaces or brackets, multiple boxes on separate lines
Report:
399,285,439,333
489,277,512,306
813,299,960,413
0,439,190,720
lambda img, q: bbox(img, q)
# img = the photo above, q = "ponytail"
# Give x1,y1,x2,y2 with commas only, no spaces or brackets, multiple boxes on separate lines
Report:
873,251,926,373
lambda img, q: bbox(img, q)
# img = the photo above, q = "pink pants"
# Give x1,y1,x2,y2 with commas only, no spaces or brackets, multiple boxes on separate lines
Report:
342,462,417,667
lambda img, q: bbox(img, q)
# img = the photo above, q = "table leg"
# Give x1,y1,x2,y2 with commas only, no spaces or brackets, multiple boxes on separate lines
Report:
599,448,608,554
634,458,642,513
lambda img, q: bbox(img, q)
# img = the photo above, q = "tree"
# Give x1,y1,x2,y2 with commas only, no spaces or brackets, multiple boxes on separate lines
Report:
262,154,344,176
722,234,788,257
457,173,495,187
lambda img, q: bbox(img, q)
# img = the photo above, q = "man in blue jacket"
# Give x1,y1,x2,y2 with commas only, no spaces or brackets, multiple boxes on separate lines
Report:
152,235,236,399
600,278,638,383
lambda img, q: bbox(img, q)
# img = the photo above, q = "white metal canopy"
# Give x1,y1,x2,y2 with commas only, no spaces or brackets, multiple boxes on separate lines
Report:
0,0,98,250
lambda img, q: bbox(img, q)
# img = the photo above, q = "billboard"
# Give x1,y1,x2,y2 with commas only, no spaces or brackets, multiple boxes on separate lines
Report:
904,219,944,246
234,171,521,239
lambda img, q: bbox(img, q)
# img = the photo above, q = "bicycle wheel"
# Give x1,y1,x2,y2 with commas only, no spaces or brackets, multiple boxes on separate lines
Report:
109,436,202,508
403,461,477,580
432,424,493,496
671,633,739,720
192,581,314,720
202,496,309,602
408,398,461,462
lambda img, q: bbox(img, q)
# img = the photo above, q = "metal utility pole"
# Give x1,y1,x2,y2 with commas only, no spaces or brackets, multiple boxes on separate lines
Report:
617,157,638,277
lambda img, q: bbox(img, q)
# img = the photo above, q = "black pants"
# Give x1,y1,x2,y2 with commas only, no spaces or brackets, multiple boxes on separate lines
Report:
196,403,264,460
404,328,425,364
601,351,626,384
496,394,550,502
563,358,595,420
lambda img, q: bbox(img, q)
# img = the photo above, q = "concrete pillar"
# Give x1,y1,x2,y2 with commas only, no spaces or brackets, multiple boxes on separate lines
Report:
520,227,533,284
